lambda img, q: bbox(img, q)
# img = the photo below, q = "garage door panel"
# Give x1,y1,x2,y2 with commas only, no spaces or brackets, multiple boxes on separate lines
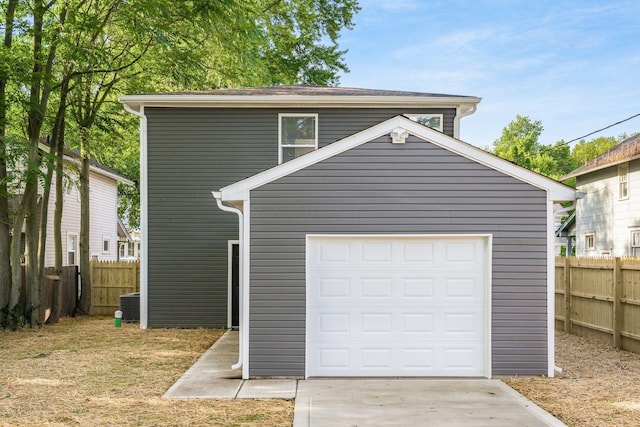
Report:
307,236,488,377
311,308,483,338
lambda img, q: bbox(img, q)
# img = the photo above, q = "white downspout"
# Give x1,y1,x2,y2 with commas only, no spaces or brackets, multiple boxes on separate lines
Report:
212,191,243,370
122,102,148,329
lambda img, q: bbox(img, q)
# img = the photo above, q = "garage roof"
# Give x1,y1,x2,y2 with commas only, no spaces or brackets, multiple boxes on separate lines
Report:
219,115,576,203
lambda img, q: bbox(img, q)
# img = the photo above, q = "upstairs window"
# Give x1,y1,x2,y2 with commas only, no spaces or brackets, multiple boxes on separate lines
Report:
584,232,595,251
279,113,318,163
103,235,111,254
406,114,444,132
619,163,629,200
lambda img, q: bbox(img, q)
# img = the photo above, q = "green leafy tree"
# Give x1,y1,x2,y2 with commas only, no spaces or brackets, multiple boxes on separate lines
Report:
491,115,563,178
0,0,360,325
572,136,617,166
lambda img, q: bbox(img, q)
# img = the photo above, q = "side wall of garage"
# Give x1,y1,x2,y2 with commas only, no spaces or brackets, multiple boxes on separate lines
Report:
248,136,548,377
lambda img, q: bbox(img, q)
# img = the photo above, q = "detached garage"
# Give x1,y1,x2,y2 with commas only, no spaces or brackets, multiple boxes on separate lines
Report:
215,115,576,380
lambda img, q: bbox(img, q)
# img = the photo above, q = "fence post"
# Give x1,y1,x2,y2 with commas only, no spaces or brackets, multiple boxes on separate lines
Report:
564,256,572,333
613,257,622,348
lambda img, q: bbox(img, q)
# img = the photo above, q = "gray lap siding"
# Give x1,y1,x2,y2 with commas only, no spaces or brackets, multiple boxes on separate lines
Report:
249,136,548,376
146,108,455,327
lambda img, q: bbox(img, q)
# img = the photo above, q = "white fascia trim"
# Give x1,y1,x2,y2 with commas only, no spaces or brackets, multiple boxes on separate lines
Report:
122,103,148,330
546,199,556,378
221,116,576,203
119,94,481,112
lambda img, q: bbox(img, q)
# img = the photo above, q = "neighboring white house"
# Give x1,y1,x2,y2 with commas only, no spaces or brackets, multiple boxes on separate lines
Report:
118,228,140,261
563,134,640,256
43,151,134,267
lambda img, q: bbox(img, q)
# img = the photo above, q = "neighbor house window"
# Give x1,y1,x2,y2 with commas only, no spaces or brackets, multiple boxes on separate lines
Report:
584,233,595,251
406,114,444,132
67,233,78,265
279,113,318,163
631,230,640,256
619,163,629,199
103,235,111,254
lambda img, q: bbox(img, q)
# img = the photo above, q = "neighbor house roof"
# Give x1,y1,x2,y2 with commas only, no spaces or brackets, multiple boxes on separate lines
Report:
65,149,134,185
563,133,640,179
219,115,576,203
120,84,481,112
555,212,576,237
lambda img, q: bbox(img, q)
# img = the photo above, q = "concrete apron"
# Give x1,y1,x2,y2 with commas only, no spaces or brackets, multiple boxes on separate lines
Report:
164,331,565,426
293,379,566,427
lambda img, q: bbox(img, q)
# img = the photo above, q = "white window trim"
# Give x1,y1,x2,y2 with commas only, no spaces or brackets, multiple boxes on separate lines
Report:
405,113,444,132
618,163,629,200
631,230,640,248
67,232,79,266
278,113,318,164
102,235,111,254
584,232,595,251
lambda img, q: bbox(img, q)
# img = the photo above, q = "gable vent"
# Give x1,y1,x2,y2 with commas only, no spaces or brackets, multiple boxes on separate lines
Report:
390,127,409,144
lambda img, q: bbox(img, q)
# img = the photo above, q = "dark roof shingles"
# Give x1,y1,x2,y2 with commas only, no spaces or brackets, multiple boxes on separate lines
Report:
155,85,476,99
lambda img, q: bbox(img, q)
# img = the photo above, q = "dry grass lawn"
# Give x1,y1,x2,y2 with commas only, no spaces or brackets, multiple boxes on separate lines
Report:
0,317,293,427
2,317,639,427
507,331,640,426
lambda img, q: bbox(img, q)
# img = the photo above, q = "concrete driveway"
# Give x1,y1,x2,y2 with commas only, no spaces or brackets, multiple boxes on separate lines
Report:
293,379,565,427
163,331,565,426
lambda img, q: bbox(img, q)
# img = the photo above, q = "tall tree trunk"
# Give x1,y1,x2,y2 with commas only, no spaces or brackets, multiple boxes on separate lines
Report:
0,0,18,316
76,129,91,315
20,0,63,325
47,78,70,324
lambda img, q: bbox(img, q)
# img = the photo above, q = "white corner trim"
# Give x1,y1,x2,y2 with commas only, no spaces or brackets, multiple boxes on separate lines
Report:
220,115,576,203
485,234,493,379
122,103,148,330
242,200,251,379
547,200,556,378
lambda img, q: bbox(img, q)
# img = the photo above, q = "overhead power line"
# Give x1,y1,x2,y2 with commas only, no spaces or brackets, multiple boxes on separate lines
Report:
558,112,640,147
515,112,640,161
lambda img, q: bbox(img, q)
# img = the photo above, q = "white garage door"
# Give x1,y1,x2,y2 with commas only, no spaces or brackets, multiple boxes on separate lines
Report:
306,235,489,377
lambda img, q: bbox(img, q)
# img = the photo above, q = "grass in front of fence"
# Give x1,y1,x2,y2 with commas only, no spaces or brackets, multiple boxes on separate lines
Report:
507,331,640,427
0,317,294,426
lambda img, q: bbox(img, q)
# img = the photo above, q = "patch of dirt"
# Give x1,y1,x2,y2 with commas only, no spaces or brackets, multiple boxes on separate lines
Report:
0,317,294,427
506,331,640,427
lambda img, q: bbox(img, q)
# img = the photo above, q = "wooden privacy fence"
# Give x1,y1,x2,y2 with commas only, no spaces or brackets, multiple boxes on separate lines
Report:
41,266,78,321
555,256,640,353
20,266,78,323
91,261,140,315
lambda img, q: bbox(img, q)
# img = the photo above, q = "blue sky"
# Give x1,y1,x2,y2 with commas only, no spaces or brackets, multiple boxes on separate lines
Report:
338,0,640,148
